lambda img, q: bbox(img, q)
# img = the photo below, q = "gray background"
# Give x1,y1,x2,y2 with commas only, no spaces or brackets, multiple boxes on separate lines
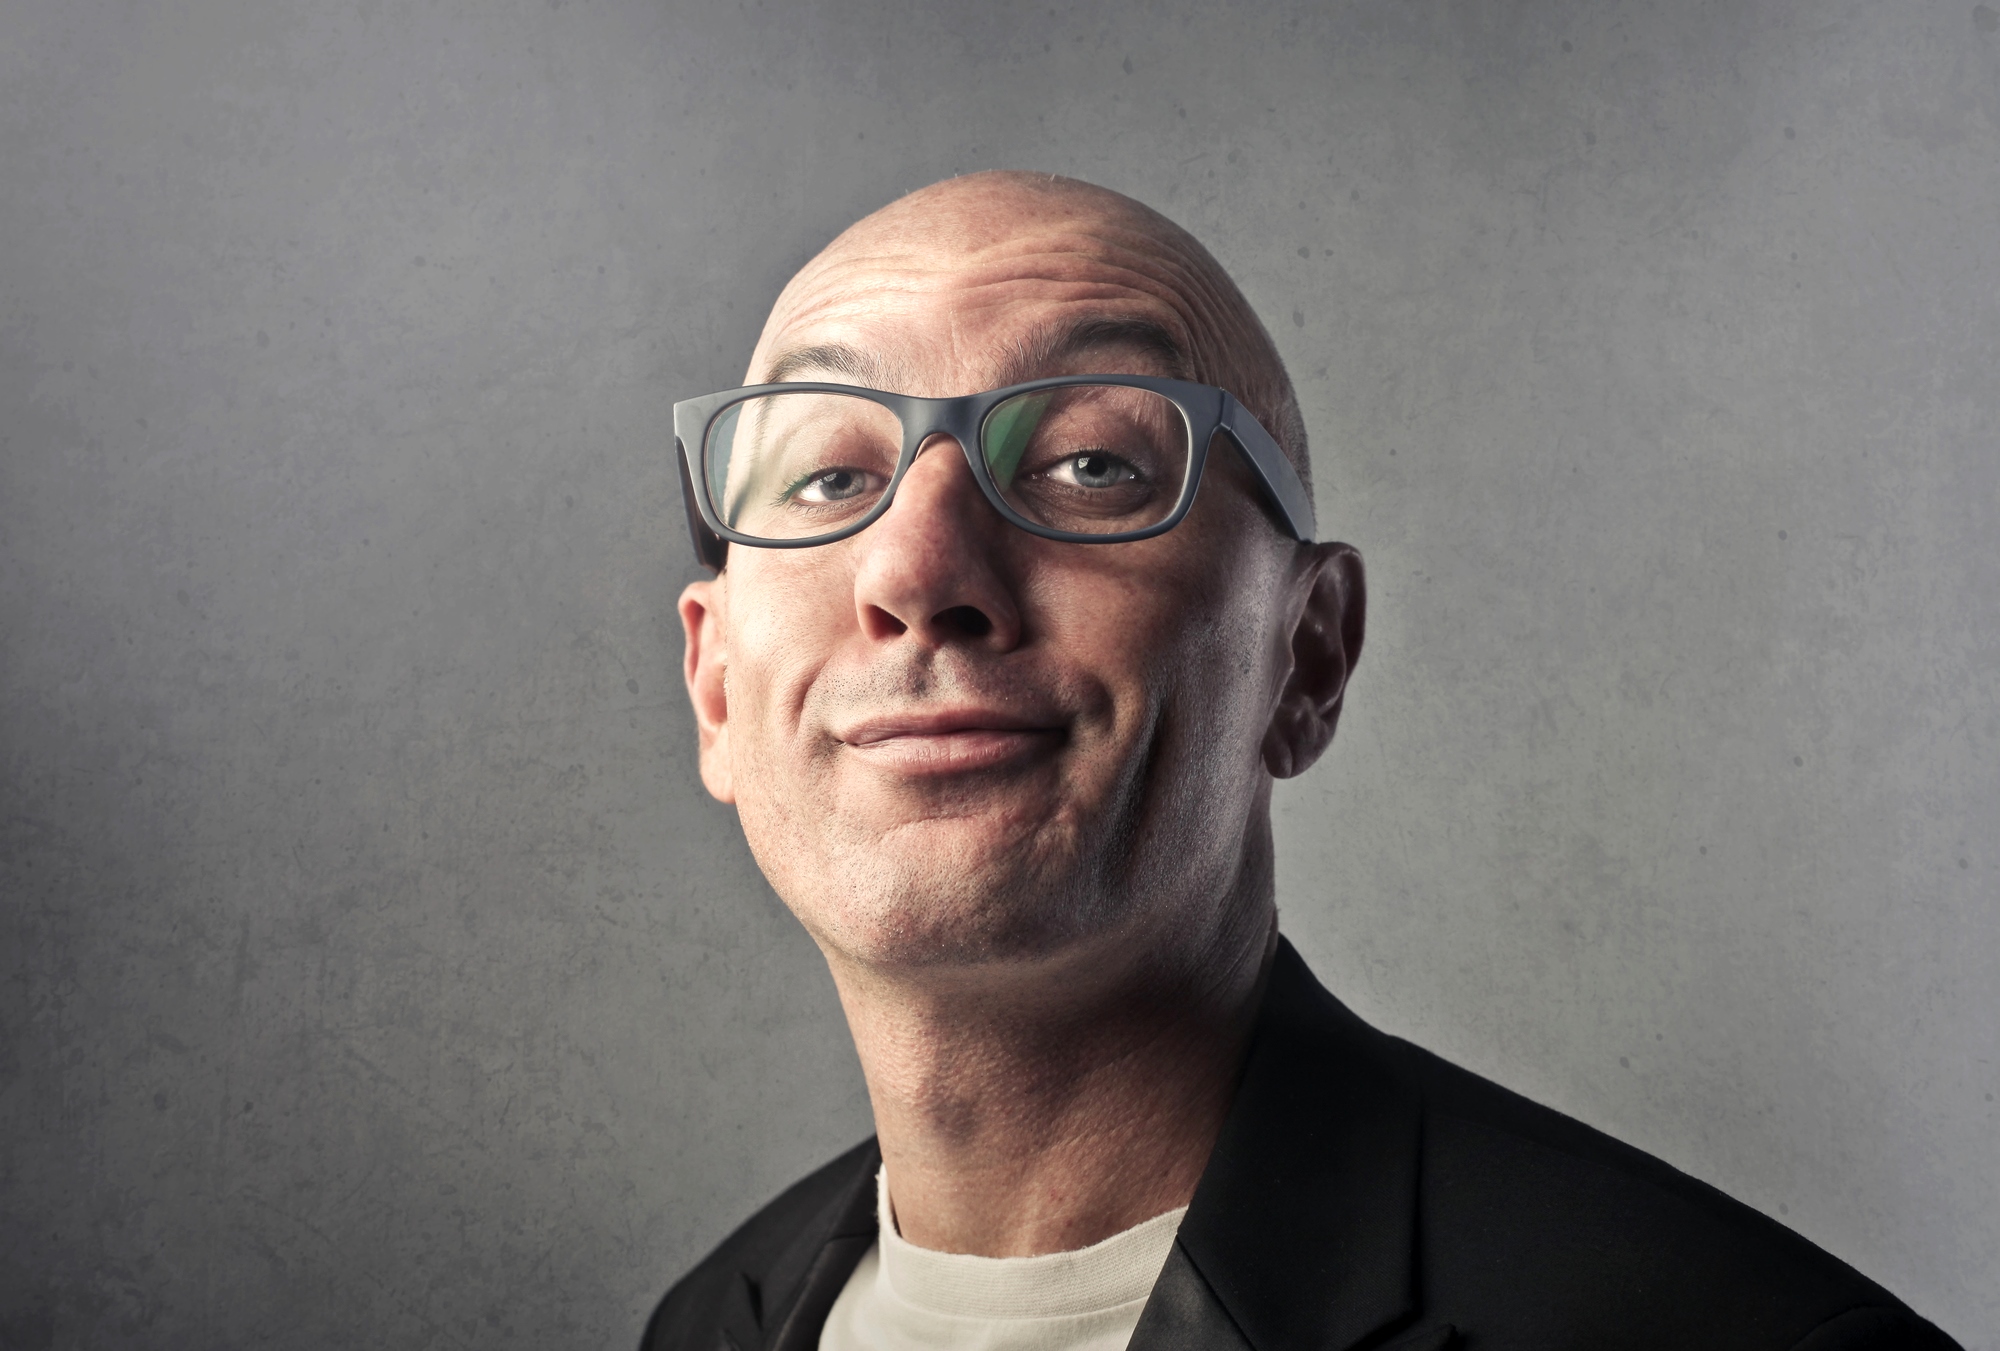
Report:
2,0,1994,1346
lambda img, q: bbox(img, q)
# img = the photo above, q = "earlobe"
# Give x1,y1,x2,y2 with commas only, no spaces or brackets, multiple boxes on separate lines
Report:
680,578,736,803
1262,543,1365,780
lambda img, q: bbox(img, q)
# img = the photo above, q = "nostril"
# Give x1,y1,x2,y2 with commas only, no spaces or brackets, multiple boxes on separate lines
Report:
934,605,993,639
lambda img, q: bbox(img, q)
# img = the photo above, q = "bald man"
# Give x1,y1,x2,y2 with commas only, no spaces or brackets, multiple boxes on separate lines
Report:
640,174,1955,1351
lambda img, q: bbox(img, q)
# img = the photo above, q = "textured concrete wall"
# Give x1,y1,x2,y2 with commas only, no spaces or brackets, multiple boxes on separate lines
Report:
2,1,1993,1346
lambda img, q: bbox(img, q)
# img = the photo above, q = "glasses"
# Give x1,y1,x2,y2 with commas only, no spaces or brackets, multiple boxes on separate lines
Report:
673,375,1316,570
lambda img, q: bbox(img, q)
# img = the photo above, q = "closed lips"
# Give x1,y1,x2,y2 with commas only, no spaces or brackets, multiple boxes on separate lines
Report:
836,710,1063,746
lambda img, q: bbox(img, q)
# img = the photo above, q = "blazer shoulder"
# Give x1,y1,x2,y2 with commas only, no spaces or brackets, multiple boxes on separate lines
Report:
1373,1035,1955,1347
1787,1305,1963,1351
639,1137,878,1351
1377,1031,1717,1190
1379,1030,1813,1236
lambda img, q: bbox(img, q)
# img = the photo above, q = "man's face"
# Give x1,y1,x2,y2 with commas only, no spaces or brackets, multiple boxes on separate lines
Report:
681,186,1339,973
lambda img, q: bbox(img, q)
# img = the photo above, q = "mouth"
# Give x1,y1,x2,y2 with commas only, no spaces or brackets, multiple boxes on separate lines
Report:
835,709,1067,775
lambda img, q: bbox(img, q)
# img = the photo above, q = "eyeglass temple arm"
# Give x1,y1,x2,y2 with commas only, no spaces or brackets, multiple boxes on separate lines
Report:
1219,395,1317,543
678,438,728,572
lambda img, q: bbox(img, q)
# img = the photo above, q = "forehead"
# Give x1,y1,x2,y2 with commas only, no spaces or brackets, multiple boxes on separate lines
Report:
748,203,1215,396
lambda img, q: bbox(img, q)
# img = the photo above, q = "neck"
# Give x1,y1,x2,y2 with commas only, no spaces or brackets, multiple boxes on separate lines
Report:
821,857,1278,1258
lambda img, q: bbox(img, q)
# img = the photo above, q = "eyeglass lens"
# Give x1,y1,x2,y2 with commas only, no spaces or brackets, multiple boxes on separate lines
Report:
703,386,1194,542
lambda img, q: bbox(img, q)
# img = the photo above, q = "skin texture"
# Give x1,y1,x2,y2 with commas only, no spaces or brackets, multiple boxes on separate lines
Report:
679,172,1365,1256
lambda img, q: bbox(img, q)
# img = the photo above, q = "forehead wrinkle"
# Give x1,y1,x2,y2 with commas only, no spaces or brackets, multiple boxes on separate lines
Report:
959,222,1243,340
774,220,1218,324
753,192,1288,428
759,283,1201,400
778,239,1209,335
983,316,1188,389
925,236,1251,397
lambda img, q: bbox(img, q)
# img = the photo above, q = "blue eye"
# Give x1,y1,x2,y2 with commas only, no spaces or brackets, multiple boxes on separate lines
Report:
794,467,877,502
1047,452,1141,489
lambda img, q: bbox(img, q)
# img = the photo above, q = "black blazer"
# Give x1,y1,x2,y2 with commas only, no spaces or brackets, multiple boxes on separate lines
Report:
642,940,1959,1351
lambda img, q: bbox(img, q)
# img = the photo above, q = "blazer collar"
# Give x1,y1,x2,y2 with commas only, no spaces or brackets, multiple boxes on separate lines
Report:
748,939,1423,1351
1132,938,1425,1351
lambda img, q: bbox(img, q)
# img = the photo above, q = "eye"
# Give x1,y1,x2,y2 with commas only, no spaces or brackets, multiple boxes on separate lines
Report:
1044,451,1142,490
791,466,882,503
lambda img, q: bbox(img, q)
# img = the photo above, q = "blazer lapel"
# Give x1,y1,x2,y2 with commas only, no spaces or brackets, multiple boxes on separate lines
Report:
1126,1242,1257,1351
714,1271,762,1351
1131,940,1426,1351
750,1141,880,1351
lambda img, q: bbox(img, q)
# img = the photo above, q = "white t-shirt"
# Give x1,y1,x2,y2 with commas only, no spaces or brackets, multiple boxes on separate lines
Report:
818,1169,1186,1351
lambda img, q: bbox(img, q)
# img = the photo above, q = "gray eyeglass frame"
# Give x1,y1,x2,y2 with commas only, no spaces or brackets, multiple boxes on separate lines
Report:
673,374,1316,571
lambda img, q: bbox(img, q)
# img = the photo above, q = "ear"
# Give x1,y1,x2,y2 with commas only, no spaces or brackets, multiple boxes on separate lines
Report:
680,577,735,803
1262,542,1365,780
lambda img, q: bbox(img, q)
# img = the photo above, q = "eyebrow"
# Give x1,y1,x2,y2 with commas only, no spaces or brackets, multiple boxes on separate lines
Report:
1003,316,1190,385
755,316,1191,392
759,342,900,387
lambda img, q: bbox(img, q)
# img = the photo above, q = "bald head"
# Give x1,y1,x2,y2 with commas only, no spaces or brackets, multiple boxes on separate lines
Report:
750,171,1312,494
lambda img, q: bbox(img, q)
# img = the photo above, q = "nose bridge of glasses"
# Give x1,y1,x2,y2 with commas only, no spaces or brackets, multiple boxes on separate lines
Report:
890,394,989,465
894,428,996,519
855,394,1003,540
880,393,1001,512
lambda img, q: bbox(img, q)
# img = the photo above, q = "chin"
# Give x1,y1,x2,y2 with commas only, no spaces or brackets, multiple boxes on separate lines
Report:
735,761,1165,970
771,826,1128,971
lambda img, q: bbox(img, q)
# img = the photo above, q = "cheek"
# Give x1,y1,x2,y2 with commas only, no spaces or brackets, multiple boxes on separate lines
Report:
1028,539,1275,752
729,550,853,661
1113,525,1292,755
722,560,855,763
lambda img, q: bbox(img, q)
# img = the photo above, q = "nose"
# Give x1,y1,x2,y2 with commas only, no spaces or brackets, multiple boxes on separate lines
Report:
849,435,1024,650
